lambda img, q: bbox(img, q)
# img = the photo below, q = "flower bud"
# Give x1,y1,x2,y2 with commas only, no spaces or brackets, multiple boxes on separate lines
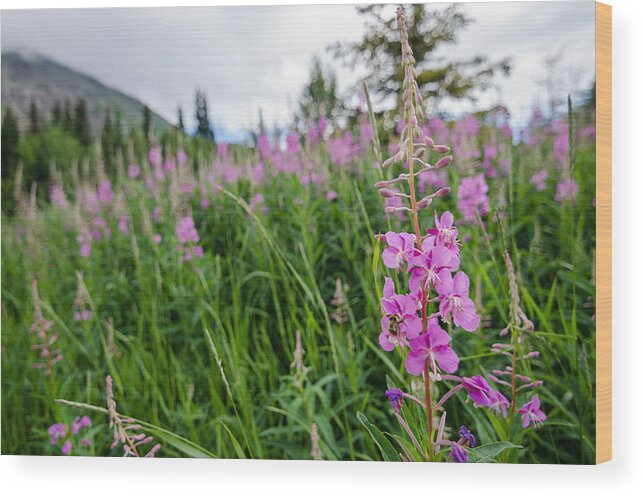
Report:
435,187,451,197
434,156,453,169
379,188,396,198
382,157,395,168
433,145,451,154
424,136,435,148
385,206,397,214
417,197,432,210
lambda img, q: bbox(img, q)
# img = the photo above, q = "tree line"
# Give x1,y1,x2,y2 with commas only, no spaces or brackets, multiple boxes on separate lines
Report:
1,89,217,213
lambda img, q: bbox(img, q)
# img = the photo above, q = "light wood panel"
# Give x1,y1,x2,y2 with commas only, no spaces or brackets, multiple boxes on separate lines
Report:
595,1,612,465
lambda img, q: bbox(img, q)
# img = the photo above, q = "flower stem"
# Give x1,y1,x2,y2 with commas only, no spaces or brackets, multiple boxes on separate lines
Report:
407,112,434,461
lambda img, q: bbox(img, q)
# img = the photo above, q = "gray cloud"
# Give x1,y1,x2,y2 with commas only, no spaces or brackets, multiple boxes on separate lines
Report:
1,2,595,139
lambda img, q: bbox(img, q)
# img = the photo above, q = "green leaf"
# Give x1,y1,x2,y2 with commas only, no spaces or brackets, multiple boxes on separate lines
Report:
467,441,522,463
216,420,246,459
357,411,400,462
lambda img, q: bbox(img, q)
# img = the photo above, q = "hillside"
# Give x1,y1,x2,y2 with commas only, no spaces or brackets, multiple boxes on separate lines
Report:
1,52,173,135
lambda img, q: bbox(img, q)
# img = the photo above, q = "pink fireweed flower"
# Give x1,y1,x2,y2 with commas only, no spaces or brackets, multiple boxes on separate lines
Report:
48,416,92,455
530,169,548,191
450,441,468,463
97,180,114,205
379,277,421,351
555,178,579,203
426,211,459,252
76,228,92,258
257,134,271,162
61,440,72,455
176,216,199,244
177,149,188,166
385,388,405,413
50,184,70,210
409,244,459,297
438,272,480,331
175,216,203,261
217,142,229,158
462,375,509,418
148,146,161,167
404,318,460,375
326,190,338,202
48,423,67,445
286,132,302,155
71,416,92,435
518,395,547,428
459,425,476,448
482,144,498,178
457,174,489,224
381,232,416,271
127,163,141,179
118,215,129,235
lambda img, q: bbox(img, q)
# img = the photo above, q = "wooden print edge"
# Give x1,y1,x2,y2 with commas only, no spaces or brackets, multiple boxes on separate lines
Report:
595,1,612,464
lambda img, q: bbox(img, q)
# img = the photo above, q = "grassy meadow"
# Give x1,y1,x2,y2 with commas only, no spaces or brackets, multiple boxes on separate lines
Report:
1,102,597,463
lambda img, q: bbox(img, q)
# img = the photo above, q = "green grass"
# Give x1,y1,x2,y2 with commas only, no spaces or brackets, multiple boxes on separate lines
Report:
1,133,596,463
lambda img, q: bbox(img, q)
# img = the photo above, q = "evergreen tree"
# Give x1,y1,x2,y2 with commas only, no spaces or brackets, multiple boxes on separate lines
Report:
114,109,123,149
331,5,511,107
28,99,42,134
63,98,74,134
51,100,62,127
74,99,92,147
1,107,20,175
195,90,214,141
102,107,115,167
143,105,152,142
178,107,185,133
297,57,340,125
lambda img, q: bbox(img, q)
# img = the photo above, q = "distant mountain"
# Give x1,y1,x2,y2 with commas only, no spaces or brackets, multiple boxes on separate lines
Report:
1,51,173,135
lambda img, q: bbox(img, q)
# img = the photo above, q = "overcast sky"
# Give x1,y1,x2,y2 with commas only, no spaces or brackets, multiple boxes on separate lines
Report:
1,1,596,140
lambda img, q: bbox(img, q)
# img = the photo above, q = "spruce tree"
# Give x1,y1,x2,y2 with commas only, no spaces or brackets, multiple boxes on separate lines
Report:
51,100,62,127
28,99,41,134
102,107,114,167
195,90,214,142
143,105,152,142
74,99,92,147
63,98,74,134
1,107,20,175
178,107,185,133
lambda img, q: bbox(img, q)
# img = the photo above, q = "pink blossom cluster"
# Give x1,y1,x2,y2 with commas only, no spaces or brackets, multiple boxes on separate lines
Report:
530,169,548,191
175,216,203,260
457,173,490,224
306,116,328,145
555,178,579,204
373,7,546,464
47,416,92,455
